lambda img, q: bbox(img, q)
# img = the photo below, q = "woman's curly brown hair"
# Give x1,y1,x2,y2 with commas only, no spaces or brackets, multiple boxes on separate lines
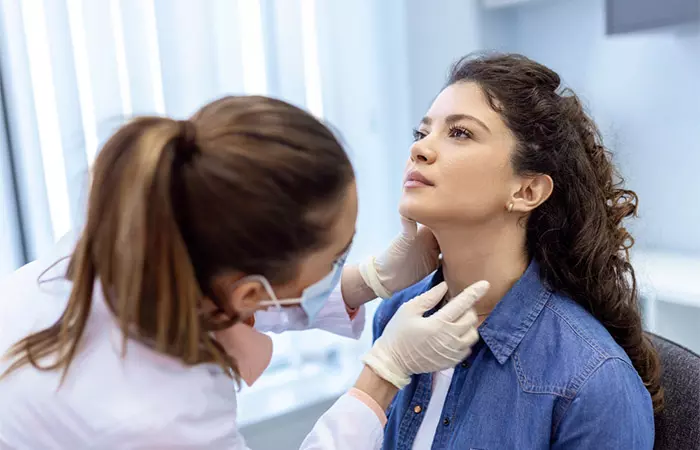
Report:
447,52,663,412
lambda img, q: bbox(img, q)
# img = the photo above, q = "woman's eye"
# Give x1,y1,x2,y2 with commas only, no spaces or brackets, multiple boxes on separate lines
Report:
448,126,472,139
412,128,427,141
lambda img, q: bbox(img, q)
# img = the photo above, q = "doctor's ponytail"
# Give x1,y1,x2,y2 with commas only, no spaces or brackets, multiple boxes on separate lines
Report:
3,96,354,381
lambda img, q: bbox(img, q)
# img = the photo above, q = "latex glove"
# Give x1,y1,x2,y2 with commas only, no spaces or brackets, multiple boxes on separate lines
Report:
362,280,489,389
359,218,440,299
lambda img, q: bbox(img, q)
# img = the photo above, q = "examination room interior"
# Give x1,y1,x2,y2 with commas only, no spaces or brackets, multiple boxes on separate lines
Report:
0,0,698,448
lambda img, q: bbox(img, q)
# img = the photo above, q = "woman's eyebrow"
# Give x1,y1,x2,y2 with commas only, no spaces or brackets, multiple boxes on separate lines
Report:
444,114,491,134
419,114,490,134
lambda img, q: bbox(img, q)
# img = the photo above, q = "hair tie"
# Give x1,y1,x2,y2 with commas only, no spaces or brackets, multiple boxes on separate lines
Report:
176,119,199,162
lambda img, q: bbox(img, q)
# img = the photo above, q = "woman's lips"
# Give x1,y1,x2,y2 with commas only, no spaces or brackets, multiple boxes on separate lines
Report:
404,170,434,188
404,180,430,188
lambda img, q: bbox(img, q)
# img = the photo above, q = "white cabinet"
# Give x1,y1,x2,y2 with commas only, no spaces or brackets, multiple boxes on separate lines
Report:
634,251,700,353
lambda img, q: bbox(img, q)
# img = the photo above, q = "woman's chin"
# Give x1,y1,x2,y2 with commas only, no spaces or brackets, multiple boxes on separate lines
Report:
399,198,433,225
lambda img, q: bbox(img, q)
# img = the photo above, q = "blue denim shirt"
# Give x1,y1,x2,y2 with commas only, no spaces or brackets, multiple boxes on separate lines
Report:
374,262,654,449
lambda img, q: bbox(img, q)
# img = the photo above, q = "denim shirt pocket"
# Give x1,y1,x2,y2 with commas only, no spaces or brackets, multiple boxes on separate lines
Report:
512,350,578,398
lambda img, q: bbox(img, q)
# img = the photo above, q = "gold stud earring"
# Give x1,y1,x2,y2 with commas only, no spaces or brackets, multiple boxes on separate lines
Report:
507,203,514,213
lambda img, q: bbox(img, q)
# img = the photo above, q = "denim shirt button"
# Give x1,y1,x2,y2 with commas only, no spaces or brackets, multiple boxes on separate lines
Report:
413,405,423,414
443,417,450,426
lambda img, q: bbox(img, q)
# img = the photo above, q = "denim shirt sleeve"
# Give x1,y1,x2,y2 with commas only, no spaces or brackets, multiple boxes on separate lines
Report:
552,358,655,450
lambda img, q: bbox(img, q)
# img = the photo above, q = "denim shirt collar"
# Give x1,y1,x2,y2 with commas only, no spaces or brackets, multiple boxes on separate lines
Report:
428,260,551,365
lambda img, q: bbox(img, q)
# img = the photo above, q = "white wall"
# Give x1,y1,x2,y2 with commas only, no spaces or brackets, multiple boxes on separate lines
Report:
314,0,405,254
654,300,700,354
403,0,484,124
484,0,700,254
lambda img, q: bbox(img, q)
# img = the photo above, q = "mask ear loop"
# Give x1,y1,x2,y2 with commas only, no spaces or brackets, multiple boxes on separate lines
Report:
242,275,292,327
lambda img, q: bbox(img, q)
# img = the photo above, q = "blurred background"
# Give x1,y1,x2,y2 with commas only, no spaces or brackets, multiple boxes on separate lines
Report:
0,0,698,447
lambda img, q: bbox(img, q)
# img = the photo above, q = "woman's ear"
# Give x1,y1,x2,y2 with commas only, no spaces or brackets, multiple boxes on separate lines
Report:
510,174,553,213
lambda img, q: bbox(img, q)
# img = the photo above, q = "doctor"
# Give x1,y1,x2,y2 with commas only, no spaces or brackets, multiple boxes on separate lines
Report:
0,96,487,449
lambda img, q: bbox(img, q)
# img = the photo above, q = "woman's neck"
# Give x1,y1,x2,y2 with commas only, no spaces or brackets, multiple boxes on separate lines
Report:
434,222,528,318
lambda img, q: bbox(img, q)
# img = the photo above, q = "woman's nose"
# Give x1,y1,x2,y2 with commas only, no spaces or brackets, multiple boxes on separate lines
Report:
410,140,437,164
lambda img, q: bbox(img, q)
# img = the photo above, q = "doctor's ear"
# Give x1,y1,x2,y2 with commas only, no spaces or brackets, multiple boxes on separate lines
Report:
212,275,269,319
509,174,553,213
231,281,269,313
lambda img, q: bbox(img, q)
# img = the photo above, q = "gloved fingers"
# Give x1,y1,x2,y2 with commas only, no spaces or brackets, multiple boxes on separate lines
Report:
456,347,473,361
431,345,457,362
452,309,478,332
434,280,489,322
399,216,418,238
406,282,448,312
431,329,473,358
393,347,426,379
403,351,419,373
459,328,480,348
419,346,460,369
440,336,474,360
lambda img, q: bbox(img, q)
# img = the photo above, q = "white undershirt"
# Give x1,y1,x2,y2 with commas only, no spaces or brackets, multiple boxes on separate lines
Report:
411,368,455,450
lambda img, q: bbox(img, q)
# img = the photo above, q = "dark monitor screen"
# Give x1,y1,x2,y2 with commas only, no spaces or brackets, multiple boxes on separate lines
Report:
606,0,699,34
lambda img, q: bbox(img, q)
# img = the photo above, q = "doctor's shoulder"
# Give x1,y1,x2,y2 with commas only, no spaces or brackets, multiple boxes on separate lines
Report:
0,232,88,358
1,312,241,448
0,247,242,448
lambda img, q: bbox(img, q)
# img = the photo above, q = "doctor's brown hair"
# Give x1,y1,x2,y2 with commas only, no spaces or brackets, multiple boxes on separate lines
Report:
2,96,354,381
447,53,662,412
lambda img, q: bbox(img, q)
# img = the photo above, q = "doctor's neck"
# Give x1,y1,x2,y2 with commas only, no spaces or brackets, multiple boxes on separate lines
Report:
433,221,528,318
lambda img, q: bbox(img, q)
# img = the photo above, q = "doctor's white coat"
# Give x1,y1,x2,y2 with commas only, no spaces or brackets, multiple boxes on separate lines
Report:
0,235,384,449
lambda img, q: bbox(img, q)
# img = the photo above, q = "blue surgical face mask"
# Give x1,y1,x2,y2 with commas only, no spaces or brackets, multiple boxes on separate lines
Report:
254,251,349,325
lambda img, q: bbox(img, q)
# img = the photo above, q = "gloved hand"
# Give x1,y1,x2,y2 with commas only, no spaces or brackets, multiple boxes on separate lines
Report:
359,218,440,299
362,280,489,389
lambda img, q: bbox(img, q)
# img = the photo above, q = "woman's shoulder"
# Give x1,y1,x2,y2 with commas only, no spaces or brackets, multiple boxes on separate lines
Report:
539,296,655,444
515,290,639,398
541,291,632,361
